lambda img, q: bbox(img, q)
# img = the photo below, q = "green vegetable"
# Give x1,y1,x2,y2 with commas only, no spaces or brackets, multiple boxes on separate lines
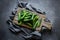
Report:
33,20,38,29
27,23,32,27
39,18,42,27
31,14,35,20
25,16,31,19
18,21,22,25
21,10,27,19
24,19,32,21
18,9,42,29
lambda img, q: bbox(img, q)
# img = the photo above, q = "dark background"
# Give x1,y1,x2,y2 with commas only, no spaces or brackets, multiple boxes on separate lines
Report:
0,0,60,40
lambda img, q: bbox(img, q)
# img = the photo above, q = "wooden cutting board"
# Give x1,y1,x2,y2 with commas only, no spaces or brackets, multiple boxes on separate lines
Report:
13,7,52,31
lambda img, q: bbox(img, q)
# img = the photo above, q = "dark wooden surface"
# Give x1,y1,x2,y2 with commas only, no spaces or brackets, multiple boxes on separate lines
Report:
0,0,60,40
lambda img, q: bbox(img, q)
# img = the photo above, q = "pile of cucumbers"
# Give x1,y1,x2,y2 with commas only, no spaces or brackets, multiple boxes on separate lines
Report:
18,9,42,29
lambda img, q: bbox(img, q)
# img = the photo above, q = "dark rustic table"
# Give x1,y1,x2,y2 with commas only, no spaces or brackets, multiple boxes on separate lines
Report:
0,0,60,40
